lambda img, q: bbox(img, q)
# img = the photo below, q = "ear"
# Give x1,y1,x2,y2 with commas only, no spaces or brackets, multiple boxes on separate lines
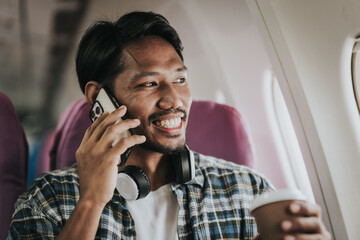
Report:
85,81,102,105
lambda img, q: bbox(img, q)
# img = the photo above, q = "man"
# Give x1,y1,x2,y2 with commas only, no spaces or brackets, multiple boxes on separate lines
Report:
7,11,331,239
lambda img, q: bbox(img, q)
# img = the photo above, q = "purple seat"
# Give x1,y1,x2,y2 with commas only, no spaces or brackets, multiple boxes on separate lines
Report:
49,98,92,170
0,92,28,239
43,99,253,171
186,100,253,167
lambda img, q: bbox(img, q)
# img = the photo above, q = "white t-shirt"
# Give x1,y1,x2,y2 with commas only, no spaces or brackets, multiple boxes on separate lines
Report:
116,182,179,240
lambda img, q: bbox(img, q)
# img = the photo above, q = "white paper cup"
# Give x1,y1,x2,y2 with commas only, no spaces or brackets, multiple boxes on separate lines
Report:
250,189,307,240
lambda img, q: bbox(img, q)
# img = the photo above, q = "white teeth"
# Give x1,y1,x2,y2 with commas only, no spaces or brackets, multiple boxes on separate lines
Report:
155,118,182,128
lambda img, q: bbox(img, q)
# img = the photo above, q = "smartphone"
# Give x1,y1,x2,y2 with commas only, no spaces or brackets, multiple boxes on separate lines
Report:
89,87,134,166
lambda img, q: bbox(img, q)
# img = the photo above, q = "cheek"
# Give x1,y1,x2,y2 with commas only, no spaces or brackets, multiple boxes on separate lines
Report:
181,88,192,109
126,96,155,120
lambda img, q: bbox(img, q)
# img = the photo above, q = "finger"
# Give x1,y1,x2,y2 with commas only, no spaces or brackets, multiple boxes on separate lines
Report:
288,201,321,217
90,106,127,142
99,119,141,148
281,217,322,233
284,233,331,240
111,135,146,159
253,235,260,240
82,112,110,143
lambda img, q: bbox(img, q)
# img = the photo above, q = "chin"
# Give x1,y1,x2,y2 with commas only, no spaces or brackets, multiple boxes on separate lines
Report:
139,138,186,155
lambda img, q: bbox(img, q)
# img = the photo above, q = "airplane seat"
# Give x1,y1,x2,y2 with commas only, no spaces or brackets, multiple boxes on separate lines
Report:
35,131,55,176
186,100,254,167
47,98,254,170
48,98,91,170
0,92,28,239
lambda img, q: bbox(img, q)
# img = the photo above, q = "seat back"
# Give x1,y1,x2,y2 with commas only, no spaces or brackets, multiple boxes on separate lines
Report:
186,100,253,166
45,99,253,170
0,92,28,239
50,98,91,170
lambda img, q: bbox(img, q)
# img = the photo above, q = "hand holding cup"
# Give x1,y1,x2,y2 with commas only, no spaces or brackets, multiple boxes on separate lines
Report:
250,189,331,240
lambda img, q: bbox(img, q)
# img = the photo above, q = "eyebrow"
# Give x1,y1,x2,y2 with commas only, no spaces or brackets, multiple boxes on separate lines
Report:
132,72,159,83
131,66,188,83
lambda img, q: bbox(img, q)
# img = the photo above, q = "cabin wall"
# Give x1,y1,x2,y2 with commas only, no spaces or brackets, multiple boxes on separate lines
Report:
248,0,360,238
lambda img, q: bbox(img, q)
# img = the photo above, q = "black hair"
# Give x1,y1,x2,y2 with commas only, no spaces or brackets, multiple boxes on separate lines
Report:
75,11,184,93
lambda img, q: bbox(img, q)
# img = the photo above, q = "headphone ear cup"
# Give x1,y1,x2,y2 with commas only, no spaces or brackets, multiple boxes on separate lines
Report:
173,147,195,183
117,165,150,200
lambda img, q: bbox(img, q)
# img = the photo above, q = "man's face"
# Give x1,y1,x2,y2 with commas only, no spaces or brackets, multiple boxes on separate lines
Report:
112,36,192,154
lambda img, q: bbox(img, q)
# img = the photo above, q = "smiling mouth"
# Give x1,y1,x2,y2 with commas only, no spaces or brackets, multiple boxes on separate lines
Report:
153,117,182,129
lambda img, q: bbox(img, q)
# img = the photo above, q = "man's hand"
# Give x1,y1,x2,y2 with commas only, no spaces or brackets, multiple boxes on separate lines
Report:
281,201,331,240
76,106,146,207
253,201,331,240
57,106,146,240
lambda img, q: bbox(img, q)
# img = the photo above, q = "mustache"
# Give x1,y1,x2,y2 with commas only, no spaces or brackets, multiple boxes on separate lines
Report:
148,108,187,125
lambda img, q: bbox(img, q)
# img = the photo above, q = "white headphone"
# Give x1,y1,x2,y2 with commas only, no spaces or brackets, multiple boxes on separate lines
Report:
116,146,195,201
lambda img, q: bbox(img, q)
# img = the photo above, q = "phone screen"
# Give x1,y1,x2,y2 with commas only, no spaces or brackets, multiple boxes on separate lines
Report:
89,88,134,165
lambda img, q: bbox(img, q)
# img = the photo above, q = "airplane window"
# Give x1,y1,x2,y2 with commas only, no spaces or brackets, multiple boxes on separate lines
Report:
269,73,315,202
352,38,360,114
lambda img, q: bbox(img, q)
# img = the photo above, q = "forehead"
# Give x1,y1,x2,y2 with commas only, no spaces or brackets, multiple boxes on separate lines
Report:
123,36,182,69
112,36,186,91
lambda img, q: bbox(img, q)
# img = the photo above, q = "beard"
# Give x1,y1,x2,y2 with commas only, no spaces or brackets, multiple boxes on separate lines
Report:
138,135,186,155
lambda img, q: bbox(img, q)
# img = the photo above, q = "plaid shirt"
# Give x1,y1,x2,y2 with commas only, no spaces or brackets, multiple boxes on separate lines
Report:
7,152,274,239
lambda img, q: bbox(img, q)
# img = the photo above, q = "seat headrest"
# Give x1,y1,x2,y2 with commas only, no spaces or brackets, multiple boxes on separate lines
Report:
0,92,28,239
50,98,91,169
186,100,253,167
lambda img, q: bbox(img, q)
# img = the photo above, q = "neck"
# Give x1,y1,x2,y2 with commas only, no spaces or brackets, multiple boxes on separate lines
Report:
120,146,175,191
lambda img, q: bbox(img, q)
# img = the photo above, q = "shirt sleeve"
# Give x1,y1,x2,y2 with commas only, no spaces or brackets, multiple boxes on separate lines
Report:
6,180,64,239
260,174,276,193
7,202,62,239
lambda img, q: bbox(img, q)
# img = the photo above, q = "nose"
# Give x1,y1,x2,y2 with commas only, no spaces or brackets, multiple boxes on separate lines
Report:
158,84,183,110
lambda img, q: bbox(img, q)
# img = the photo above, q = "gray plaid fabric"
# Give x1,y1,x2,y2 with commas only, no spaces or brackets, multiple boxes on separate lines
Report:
7,152,274,239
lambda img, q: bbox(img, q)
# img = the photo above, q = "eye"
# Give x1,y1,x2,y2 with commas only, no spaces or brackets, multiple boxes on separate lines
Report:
137,81,158,88
174,77,186,84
